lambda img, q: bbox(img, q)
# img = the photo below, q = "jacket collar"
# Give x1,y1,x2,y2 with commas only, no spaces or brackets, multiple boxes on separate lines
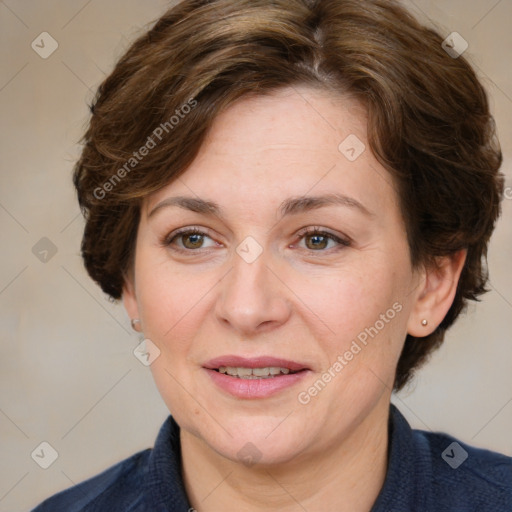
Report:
144,404,427,511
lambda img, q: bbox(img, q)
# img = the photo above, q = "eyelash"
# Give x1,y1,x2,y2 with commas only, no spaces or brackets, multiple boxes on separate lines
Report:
162,226,351,254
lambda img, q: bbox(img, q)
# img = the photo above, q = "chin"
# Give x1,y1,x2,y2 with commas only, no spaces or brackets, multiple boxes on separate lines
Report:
215,432,309,468
194,412,316,466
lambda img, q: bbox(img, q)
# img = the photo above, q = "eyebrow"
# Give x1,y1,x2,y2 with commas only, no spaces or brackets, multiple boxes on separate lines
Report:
148,193,374,219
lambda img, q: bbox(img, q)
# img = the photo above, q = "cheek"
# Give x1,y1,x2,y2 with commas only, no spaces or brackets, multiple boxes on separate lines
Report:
290,260,409,392
135,254,211,341
292,262,402,338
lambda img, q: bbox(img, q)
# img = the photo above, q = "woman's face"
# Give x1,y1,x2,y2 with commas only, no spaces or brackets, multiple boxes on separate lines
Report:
124,86,423,465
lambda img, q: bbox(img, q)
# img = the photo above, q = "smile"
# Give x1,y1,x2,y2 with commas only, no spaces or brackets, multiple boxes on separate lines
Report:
216,366,295,378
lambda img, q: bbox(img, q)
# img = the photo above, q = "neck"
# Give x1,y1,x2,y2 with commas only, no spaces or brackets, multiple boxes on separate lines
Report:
180,400,391,512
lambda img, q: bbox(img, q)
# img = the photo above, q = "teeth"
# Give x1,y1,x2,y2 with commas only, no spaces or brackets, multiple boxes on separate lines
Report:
234,367,252,377
252,367,270,377
218,366,293,378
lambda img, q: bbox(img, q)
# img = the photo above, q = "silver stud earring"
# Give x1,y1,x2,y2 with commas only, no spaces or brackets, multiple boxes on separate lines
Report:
421,319,428,326
131,318,141,331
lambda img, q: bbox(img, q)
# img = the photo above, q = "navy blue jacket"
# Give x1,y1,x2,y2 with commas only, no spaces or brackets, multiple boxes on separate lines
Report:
32,405,512,511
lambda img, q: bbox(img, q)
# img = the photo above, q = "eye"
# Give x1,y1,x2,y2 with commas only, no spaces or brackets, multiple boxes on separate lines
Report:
164,228,219,251
295,227,350,251
163,226,349,253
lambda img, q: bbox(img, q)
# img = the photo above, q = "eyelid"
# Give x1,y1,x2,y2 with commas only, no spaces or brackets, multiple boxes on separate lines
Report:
295,226,351,248
296,225,349,238
162,225,351,253
163,226,219,249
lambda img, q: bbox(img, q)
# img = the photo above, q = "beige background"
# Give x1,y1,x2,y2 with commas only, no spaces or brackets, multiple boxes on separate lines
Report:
0,1,510,510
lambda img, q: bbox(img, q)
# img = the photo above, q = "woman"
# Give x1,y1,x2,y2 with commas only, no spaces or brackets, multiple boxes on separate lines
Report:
33,0,511,510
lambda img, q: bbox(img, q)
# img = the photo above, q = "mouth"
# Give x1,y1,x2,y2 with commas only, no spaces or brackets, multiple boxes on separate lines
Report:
214,366,302,379
204,355,309,375
203,356,310,398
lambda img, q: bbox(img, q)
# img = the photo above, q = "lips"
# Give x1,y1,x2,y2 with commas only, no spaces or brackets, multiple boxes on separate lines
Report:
203,355,309,373
203,355,311,399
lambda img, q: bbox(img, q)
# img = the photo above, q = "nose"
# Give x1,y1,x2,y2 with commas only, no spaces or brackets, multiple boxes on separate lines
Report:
214,246,292,336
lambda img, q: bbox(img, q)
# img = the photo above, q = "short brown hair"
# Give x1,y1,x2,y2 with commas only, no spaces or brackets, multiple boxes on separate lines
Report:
73,0,504,390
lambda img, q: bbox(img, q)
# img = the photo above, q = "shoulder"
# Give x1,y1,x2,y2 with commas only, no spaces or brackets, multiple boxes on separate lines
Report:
31,449,152,512
375,405,512,512
414,428,512,510
32,415,192,511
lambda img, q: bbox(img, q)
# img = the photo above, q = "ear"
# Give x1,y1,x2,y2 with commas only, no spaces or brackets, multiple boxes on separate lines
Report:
407,250,467,337
122,274,141,332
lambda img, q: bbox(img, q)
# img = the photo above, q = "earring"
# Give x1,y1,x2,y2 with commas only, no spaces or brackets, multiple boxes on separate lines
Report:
421,319,428,326
131,318,141,331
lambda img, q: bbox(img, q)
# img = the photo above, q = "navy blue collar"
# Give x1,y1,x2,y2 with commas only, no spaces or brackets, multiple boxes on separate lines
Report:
33,401,511,510
370,403,431,510
141,404,511,511
145,414,191,510
144,404,421,511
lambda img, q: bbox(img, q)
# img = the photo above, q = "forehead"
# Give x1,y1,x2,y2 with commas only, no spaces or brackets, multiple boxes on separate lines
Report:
198,86,366,157
145,86,396,218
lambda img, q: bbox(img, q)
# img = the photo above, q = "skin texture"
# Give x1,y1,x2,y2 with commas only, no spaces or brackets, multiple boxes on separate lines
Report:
123,86,465,511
